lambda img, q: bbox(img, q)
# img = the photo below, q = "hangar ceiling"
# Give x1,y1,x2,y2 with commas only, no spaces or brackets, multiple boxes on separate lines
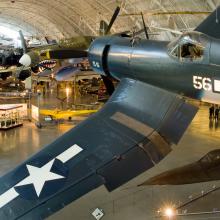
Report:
1,0,220,40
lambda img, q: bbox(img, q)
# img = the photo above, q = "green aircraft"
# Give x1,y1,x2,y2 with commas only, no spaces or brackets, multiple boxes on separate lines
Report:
19,6,121,68
1,5,220,220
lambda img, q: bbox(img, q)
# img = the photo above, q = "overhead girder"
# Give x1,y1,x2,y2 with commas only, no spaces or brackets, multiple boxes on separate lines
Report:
26,0,102,36
31,0,95,36
84,0,119,33
165,0,206,30
0,17,39,36
0,9,61,37
0,2,79,38
0,0,98,38
49,0,98,36
120,0,143,31
0,0,219,41
206,0,217,10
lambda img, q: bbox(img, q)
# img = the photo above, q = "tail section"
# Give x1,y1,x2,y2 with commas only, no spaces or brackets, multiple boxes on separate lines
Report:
195,6,220,38
18,30,27,53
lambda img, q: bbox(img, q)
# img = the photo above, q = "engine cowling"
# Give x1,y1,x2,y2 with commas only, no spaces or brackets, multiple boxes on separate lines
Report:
88,36,132,79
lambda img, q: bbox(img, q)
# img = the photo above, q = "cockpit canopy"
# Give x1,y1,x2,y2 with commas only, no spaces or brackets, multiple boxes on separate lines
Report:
168,31,209,61
199,149,220,164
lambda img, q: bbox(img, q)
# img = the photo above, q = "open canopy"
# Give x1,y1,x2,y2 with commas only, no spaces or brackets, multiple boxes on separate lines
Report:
167,31,209,61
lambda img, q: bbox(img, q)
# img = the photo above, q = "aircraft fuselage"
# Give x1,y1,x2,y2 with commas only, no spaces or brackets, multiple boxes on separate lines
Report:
89,33,220,104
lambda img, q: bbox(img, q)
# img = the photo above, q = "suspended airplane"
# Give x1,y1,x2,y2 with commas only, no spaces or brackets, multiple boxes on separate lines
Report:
35,58,91,81
140,149,220,185
18,6,121,82
1,5,220,220
0,15,100,81
21,9,212,80
19,6,121,68
0,7,113,82
53,63,90,81
0,34,34,81
0,55,30,81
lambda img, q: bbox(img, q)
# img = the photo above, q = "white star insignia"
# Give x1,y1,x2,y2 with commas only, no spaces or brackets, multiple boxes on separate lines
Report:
16,159,65,197
0,144,83,208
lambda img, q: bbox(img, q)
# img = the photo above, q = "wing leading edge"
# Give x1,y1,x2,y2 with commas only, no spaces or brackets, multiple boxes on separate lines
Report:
0,78,198,219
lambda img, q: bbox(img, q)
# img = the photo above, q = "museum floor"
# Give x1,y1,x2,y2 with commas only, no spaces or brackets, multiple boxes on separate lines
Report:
1,101,220,220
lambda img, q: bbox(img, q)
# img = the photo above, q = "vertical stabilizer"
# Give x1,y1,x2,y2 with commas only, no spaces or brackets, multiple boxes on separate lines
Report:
195,6,220,39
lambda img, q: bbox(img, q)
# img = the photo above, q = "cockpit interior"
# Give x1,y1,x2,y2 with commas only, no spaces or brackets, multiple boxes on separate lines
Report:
168,32,208,62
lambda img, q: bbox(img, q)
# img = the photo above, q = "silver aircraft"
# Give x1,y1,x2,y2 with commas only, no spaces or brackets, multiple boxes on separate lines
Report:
0,6,220,220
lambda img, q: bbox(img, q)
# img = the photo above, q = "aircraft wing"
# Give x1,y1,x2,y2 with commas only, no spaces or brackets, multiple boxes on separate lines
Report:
0,78,197,219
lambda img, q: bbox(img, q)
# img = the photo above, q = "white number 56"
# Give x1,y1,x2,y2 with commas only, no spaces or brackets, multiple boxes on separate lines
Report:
193,76,212,91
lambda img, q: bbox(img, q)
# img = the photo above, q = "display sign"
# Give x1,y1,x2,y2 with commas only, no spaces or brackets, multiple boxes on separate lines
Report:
0,104,27,118
92,208,104,220
31,105,39,121
0,104,26,130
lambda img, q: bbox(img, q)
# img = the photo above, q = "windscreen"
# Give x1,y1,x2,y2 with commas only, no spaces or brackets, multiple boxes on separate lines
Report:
168,31,209,61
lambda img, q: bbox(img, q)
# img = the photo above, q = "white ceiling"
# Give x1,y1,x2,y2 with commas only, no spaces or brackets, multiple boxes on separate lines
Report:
0,0,220,40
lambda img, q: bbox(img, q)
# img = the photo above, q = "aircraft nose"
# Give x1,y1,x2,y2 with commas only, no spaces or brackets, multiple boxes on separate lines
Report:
19,51,40,67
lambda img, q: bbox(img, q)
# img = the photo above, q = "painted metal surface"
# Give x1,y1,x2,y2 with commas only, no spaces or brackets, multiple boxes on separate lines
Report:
2,6,220,220
0,79,196,219
88,32,220,104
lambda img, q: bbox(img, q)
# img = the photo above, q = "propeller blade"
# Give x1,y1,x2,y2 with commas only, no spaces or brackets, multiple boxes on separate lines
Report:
45,37,50,44
99,21,109,36
16,66,31,80
105,6,121,35
141,12,149,39
101,75,115,95
18,30,27,53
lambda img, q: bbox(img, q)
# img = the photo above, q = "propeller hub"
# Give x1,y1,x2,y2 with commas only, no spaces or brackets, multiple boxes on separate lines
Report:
19,54,31,67
19,51,40,67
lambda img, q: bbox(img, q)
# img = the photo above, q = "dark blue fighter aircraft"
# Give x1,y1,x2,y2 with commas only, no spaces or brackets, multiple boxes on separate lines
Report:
1,7,220,220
